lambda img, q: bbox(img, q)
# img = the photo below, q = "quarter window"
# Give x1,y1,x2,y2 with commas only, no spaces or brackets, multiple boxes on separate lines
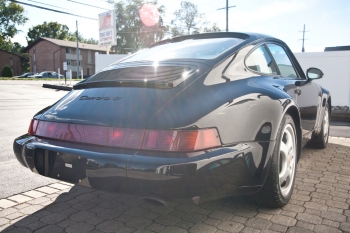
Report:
266,44,298,78
246,46,277,74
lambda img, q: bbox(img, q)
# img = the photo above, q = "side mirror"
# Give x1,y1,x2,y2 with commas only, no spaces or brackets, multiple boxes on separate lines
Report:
306,67,324,80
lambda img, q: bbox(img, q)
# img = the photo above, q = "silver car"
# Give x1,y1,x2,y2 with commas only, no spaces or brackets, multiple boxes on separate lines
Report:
29,71,64,78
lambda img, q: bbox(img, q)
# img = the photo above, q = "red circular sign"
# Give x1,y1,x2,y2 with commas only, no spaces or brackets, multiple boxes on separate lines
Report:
139,3,160,27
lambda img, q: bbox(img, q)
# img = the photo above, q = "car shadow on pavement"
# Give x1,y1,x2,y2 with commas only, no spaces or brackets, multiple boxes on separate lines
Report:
1,141,350,233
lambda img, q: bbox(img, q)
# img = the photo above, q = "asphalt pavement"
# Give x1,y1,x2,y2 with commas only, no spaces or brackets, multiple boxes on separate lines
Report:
0,81,79,198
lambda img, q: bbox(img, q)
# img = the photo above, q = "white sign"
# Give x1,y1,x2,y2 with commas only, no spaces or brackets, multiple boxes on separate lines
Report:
98,10,116,46
63,62,67,71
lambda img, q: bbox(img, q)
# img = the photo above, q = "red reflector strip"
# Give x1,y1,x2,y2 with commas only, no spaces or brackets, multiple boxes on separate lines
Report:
31,120,221,151
108,128,144,149
35,121,141,149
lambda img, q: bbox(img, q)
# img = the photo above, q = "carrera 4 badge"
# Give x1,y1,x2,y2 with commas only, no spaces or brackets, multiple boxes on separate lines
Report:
79,96,121,101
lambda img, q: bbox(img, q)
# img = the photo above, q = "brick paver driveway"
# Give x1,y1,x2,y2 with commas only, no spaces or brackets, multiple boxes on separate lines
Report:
0,137,350,233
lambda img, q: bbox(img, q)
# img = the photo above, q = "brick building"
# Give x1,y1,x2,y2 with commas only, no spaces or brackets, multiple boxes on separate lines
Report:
0,49,23,76
22,37,107,77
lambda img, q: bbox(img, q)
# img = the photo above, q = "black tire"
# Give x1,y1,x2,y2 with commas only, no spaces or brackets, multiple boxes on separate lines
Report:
253,114,298,208
308,104,330,149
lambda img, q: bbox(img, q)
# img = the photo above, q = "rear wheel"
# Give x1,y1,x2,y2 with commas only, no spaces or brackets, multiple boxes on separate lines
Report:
253,114,297,208
309,104,330,149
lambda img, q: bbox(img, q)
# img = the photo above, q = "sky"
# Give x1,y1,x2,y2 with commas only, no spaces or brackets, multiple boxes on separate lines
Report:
12,0,350,53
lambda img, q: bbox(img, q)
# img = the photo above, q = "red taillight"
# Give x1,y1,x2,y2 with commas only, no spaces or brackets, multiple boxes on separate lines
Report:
30,120,221,152
142,128,221,151
28,119,39,135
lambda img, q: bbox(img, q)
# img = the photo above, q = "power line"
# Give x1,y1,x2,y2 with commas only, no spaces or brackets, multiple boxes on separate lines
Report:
66,0,111,11
8,0,98,20
24,0,76,12
118,29,167,34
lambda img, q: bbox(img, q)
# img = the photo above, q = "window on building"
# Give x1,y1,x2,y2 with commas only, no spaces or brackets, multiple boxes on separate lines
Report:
67,60,71,65
66,48,70,53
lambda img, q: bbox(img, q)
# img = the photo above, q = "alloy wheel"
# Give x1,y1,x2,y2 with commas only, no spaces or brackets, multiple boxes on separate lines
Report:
323,107,329,140
279,124,296,197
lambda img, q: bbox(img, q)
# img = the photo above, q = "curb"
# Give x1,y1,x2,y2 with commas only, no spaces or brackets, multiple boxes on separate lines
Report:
42,84,72,91
332,110,350,122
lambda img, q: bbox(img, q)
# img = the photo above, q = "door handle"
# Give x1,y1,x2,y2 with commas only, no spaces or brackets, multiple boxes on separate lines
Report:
295,88,301,96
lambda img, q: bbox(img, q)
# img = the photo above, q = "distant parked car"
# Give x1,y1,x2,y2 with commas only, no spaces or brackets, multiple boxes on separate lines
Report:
14,72,34,78
28,71,64,78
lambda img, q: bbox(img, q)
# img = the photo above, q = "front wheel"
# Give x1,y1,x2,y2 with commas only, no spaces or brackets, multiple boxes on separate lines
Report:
309,104,330,149
253,114,297,208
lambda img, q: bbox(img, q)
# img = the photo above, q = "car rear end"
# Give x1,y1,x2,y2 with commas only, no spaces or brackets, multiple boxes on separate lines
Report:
14,34,272,204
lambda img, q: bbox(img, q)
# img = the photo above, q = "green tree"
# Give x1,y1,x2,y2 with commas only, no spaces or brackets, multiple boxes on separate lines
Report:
26,21,70,44
81,37,98,44
203,23,222,33
172,1,206,36
1,65,13,77
169,25,184,37
108,0,166,53
66,32,98,44
0,0,27,42
27,21,98,45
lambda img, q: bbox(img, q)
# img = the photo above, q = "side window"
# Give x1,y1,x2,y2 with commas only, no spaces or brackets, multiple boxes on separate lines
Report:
266,44,298,78
246,46,277,74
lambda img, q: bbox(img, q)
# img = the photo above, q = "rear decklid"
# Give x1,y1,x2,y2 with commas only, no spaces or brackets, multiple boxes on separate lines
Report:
39,62,210,128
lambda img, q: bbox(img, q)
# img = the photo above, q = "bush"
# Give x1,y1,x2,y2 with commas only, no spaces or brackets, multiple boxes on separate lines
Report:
1,65,13,77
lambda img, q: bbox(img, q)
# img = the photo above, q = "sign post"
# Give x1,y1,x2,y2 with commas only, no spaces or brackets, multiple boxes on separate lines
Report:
58,68,60,84
70,69,72,86
99,10,116,48
63,62,67,85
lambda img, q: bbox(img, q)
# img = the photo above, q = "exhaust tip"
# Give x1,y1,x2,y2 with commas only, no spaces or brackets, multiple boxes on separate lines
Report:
143,196,167,207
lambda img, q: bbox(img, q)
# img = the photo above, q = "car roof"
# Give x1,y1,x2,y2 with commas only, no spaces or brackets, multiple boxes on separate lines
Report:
150,32,276,48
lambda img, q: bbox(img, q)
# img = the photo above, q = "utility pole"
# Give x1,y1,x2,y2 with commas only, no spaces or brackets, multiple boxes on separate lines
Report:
226,0,228,32
299,24,309,52
217,1,236,32
76,20,80,78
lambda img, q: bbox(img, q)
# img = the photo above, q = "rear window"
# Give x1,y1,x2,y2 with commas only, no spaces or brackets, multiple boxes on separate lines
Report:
84,65,196,87
121,38,244,63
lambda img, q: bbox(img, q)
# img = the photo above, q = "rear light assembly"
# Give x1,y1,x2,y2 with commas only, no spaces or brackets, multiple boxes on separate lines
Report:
142,129,220,151
28,119,39,135
29,119,221,152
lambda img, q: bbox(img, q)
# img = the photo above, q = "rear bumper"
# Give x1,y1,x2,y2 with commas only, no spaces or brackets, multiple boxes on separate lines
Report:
14,134,275,203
